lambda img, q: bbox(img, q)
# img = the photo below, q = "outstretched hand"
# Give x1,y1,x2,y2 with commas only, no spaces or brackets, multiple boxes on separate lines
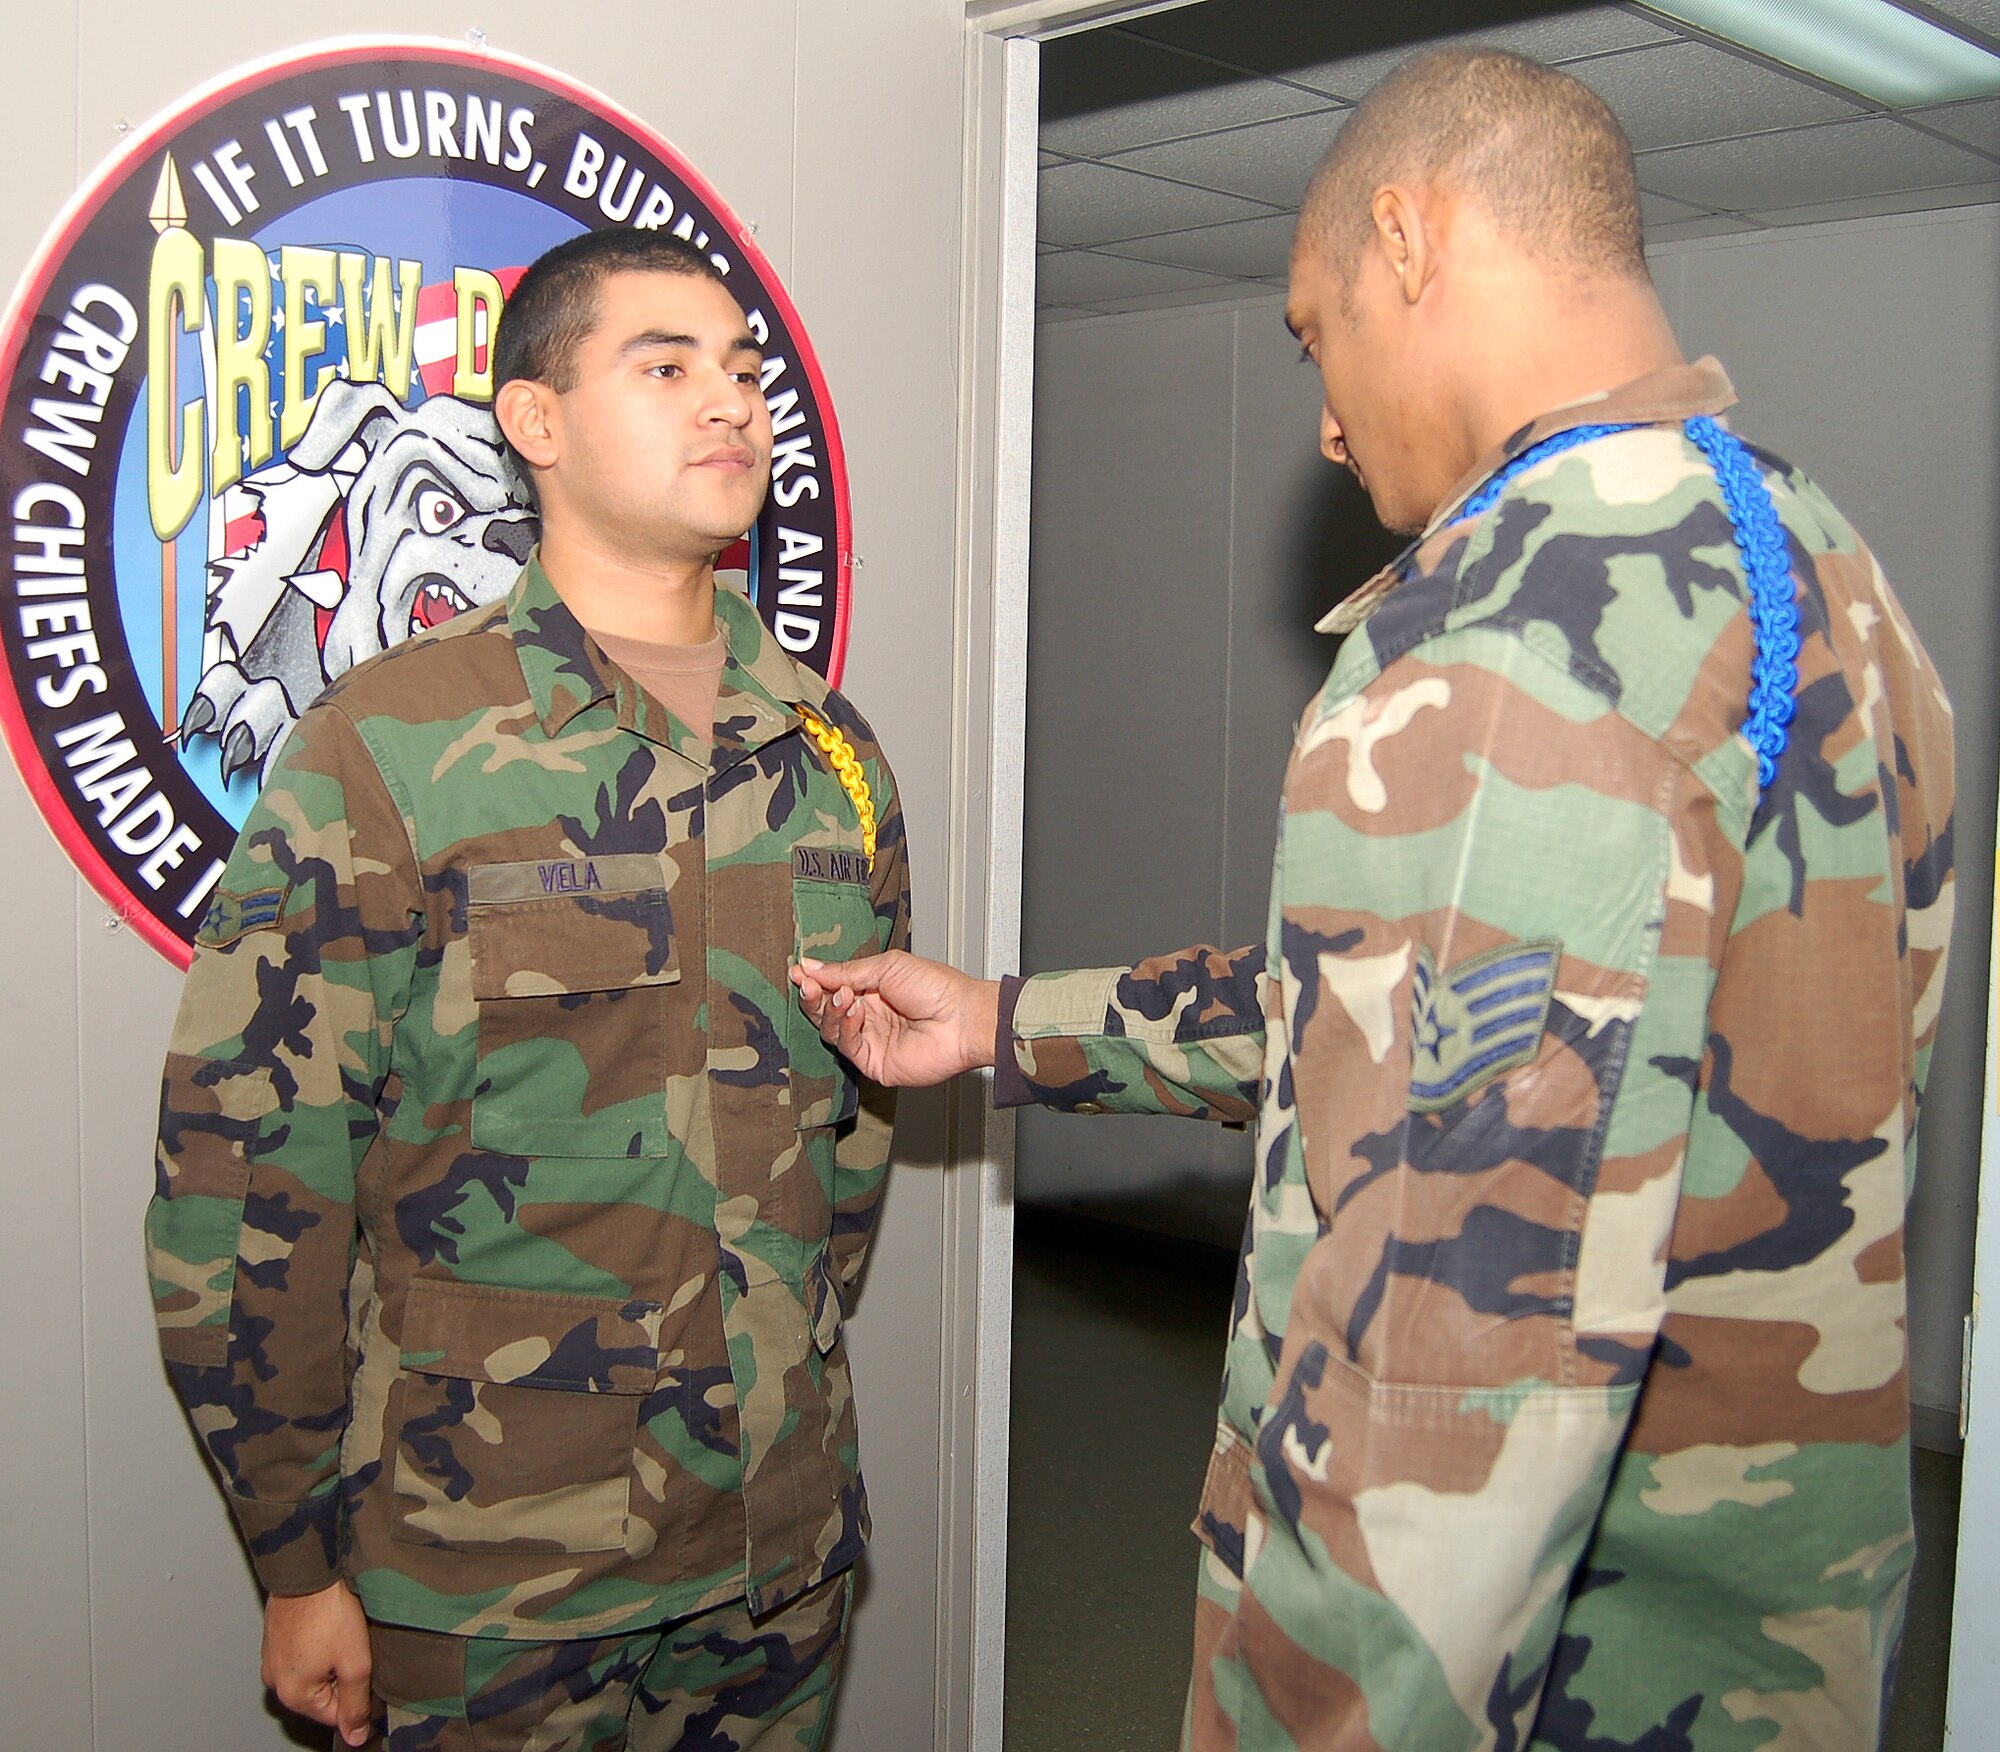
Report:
791,951,1000,1088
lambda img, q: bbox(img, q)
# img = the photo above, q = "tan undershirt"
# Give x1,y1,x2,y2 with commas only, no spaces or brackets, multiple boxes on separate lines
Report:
589,623,729,745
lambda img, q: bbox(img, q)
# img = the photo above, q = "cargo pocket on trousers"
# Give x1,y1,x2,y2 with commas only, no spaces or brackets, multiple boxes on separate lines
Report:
467,859,679,1158
788,852,878,1130
391,1277,664,1554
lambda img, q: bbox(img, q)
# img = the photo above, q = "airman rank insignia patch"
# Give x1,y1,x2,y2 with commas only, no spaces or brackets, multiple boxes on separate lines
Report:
195,883,291,948
1408,938,1561,1113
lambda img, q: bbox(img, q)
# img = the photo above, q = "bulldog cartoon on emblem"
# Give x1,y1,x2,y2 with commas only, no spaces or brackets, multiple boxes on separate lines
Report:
185,379,539,782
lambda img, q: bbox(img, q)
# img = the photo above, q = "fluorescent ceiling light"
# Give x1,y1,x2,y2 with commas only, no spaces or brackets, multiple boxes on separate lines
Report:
1641,0,2000,105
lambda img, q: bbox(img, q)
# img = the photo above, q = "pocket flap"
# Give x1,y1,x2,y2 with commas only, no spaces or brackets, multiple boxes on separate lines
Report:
468,858,678,1000
398,1277,664,1394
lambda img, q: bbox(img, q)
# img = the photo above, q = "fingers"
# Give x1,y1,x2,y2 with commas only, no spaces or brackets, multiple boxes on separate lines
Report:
826,989,879,1056
791,966,852,1038
335,1659,373,1747
265,1668,340,1730
795,952,898,996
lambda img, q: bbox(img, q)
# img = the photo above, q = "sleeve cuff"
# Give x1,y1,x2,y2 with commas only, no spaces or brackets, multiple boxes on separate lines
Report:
228,1486,344,1596
992,975,1033,1108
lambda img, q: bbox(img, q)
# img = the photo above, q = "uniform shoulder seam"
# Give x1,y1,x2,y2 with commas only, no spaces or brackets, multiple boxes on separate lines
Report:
322,700,423,876
1373,616,1735,803
318,599,510,703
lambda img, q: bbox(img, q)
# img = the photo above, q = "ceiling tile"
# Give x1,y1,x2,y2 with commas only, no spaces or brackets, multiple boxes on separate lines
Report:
1036,249,1235,306
1041,27,1254,125
1747,181,2000,226
1038,160,1278,248
1105,213,1300,277
1043,77,1337,159
1039,149,1065,167
1086,282,1285,316
1636,117,2000,211
1919,0,2000,41
1567,41,1863,152
1640,190,1710,225
1106,110,1350,208
1905,97,2000,156
1119,1,1674,87
1645,213,1764,243
1276,11,1687,101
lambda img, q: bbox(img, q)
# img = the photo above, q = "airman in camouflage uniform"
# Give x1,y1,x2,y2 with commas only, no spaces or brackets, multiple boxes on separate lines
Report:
148,232,906,1751
795,50,1953,1751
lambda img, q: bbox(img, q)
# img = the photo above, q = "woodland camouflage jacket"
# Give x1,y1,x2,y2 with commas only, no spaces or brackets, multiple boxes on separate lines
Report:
147,559,907,1640
996,361,1956,1750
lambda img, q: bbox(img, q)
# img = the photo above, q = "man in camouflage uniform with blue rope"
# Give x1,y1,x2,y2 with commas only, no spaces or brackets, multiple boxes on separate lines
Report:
147,230,907,1750
797,49,1953,1751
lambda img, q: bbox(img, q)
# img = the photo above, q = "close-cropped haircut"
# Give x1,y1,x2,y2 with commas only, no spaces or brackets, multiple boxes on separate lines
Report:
494,229,731,396
1298,48,1647,288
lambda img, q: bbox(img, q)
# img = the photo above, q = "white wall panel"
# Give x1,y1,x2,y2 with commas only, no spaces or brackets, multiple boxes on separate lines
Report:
1221,297,1400,952
0,770,92,1742
0,4,99,1743
1016,292,1396,1249
790,5,969,1743
1016,305,1243,1244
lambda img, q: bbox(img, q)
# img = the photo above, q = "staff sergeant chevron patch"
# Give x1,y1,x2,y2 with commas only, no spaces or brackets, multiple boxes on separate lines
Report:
1408,938,1561,1112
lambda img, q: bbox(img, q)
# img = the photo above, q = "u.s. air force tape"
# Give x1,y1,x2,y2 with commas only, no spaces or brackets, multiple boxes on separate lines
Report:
793,846,869,886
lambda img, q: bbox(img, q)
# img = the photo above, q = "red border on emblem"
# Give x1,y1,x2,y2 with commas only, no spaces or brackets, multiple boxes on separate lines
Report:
0,36,853,968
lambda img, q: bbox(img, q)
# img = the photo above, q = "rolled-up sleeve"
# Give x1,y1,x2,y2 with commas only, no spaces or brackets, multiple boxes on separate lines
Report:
997,944,1266,1122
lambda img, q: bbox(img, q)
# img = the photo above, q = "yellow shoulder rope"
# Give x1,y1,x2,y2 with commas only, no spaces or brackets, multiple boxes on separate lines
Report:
796,707,877,865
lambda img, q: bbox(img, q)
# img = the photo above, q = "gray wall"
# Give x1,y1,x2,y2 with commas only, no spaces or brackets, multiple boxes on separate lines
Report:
1019,203,2000,1429
0,5,968,1748
1018,297,1378,1246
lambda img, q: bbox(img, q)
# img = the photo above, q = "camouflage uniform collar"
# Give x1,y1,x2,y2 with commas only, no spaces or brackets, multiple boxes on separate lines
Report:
1316,356,1739,637
509,553,627,737
509,553,813,768
709,578,819,769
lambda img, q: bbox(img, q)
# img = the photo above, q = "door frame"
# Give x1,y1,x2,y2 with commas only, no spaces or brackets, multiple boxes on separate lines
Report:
949,6,1997,1746
937,23,1035,1752
944,7,1203,1748
1946,846,1998,1742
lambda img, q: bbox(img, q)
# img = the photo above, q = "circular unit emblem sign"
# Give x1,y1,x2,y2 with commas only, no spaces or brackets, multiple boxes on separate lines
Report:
0,38,851,966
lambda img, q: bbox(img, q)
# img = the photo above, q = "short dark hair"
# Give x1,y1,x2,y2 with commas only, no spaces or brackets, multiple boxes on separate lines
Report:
1299,49,1647,287
494,229,732,395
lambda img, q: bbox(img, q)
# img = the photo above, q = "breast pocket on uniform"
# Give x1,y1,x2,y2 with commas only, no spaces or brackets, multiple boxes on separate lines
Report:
788,843,879,1130
467,854,679,1158
391,1276,663,1554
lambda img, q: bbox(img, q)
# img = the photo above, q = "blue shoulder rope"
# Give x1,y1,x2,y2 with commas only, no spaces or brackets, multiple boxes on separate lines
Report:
1452,415,1800,790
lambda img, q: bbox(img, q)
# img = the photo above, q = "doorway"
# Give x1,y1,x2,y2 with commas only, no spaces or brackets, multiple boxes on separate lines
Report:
994,3,1999,1747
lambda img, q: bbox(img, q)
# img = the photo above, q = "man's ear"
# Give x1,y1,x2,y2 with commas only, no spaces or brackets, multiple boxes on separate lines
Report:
1370,185,1435,307
495,379,559,474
